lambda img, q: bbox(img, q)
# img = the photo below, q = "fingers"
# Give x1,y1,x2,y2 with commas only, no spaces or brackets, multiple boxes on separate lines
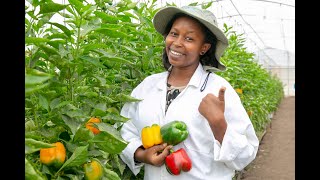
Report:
218,86,226,101
163,144,173,155
152,143,168,153
149,143,173,167
157,144,173,159
153,143,173,156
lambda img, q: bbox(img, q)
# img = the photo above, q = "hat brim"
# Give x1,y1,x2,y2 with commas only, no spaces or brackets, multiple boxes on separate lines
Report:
153,6,228,71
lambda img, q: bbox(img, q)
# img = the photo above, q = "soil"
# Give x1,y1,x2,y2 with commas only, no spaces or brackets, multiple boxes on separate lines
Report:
239,96,295,180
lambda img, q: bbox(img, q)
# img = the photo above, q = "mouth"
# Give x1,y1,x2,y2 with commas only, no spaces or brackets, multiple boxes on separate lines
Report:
169,49,184,56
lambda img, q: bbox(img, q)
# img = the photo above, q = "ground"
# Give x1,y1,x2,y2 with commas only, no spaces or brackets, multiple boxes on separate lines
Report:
239,96,295,180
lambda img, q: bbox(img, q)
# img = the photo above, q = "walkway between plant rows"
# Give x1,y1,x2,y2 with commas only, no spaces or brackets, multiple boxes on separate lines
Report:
240,96,295,180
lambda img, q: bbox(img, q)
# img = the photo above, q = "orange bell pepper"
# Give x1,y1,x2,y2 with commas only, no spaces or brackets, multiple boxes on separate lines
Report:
85,117,101,135
40,141,66,169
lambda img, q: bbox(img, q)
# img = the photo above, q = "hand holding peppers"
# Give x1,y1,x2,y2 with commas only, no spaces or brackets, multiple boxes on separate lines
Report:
135,143,173,167
165,148,192,175
140,122,192,175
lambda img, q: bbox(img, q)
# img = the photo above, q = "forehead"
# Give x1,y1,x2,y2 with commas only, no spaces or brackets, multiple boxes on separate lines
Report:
171,16,204,32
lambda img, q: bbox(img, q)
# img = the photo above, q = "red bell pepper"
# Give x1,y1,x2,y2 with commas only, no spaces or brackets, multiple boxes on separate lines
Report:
165,148,192,175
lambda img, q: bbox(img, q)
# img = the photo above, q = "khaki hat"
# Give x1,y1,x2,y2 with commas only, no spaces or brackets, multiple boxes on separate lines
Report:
153,6,229,71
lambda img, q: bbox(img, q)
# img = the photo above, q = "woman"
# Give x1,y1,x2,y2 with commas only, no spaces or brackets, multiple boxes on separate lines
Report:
119,6,259,180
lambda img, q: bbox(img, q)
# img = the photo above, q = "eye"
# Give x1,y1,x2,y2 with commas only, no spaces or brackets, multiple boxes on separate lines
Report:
169,31,178,36
185,37,193,41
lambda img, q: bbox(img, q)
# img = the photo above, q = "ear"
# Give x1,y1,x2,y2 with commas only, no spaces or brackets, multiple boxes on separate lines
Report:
201,43,211,54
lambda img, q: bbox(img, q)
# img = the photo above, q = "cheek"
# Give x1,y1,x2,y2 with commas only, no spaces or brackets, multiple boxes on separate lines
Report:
186,46,201,57
165,36,172,47
164,37,170,49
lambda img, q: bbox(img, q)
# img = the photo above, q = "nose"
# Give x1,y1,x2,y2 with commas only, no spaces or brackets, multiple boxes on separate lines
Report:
172,36,183,47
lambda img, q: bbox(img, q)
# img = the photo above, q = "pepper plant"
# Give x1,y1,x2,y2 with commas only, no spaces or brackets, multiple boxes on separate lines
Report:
25,0,162,179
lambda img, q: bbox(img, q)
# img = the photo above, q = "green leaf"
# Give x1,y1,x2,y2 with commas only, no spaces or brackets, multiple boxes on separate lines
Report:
25,37,50,44
56,145,89,173
127,2,138,9
48,22,72,37
100,95,117,104
68,0,85,15
109,154,126,175
101,56,133,65
25,83,49,92
25,69,52,85
61,114,82,135
115,93,142,103
91,103,107,117
91,123,128,154
65,109,86,118
103,167,121,180
25,120,37,131
25,158,46,180
73,127,94,143
94,11,118,23
202,2,213,9
91,108,107,117
47,40,66,49
95,28,129,38
81,92,99,98
82,43,111,54
102,113,129,124
38,94,49,112
39,44,60,55
39,2,67,14
25,75,51,86
94,103,106,112
50,100,71,110
80,55,106,68
47,33,69,40
25,138,53,154
121,45,141,56
93,75,106,86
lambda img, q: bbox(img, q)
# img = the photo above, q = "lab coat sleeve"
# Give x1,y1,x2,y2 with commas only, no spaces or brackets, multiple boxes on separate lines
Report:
119,88,144,175
213,84,260,171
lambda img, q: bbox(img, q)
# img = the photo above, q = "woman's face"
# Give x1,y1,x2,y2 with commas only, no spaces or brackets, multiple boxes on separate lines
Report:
165,16,211,70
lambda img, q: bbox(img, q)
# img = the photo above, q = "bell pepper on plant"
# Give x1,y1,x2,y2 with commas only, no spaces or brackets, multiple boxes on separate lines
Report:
84,159,103,180
165,148,192,175
160,120,188,145
86,117,101,135
40,141,66,169
141,124,163,148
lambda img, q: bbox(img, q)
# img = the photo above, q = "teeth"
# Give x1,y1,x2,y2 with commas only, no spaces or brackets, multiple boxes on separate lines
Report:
170,50,182,56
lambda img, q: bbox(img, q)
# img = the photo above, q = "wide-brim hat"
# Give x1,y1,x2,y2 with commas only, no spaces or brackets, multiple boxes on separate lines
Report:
153,6,229,71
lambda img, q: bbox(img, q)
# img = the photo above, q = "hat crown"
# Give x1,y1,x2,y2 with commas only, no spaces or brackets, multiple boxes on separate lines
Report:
181,6,218,27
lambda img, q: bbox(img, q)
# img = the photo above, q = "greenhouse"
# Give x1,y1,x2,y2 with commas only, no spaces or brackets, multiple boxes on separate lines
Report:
25,0,295,179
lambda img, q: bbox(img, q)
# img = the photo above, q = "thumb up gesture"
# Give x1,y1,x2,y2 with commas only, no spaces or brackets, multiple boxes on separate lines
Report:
198,86,227,143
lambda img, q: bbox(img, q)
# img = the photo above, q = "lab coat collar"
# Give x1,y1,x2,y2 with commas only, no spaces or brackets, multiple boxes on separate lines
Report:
156,63,207,91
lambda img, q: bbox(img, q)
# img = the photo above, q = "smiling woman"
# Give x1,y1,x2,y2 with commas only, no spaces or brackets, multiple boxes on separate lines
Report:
118,5,259,180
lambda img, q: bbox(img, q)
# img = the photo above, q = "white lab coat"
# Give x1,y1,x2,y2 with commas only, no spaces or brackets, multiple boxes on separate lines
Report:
119,63,259,180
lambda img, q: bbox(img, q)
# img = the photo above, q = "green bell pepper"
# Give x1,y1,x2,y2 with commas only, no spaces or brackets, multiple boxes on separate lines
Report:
160,120,188,145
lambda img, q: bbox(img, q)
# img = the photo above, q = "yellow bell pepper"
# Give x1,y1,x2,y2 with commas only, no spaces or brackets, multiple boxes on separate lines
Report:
141,124,163,148
84,159,103,180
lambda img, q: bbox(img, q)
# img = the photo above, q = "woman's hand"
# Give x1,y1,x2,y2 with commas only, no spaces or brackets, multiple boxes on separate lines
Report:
198,86,227,143
134,143,173,167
